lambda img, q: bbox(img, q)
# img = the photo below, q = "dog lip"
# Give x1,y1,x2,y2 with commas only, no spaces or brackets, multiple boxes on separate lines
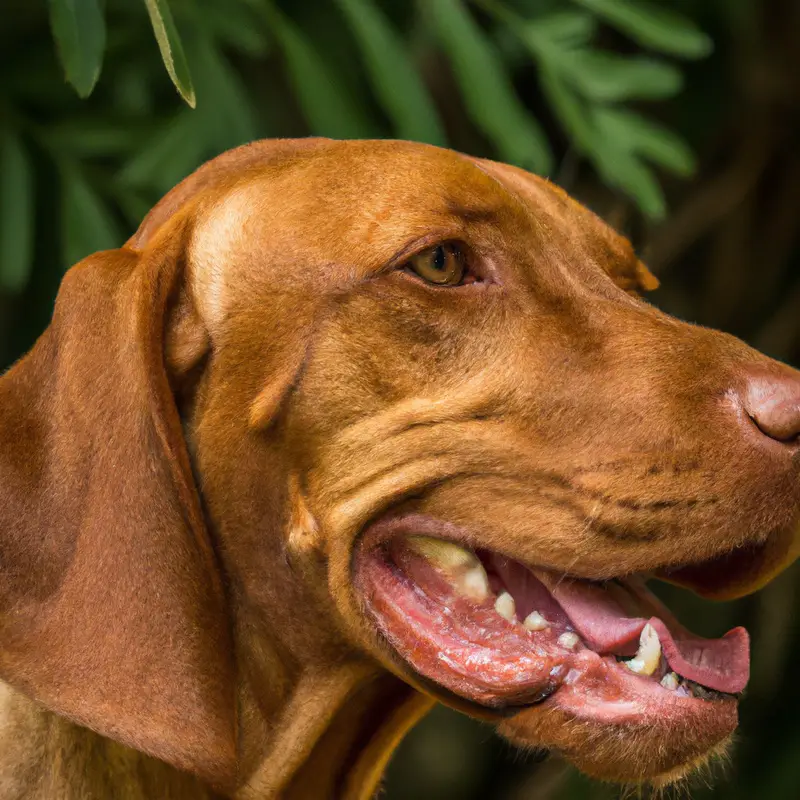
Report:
353,512,747,714
357,509,770,597
351,513,743,781
657,522,800,600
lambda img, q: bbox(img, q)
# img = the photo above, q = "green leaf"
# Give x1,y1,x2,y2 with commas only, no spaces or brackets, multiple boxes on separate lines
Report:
46,118,149,158
257,2,376,139
190,36,259,150
520,19,681,101
566,52,682,101
572,0,713,59
0,132,34,293
113,66,155,116
114,189,154,228
335,0,446,145
593,107,695,175
426,0,553,174
117,111,206,194
539,68,595,152
61,168,122,266
529,10,597,48
48,0,106,98
593,143,666,219
541,73,667,218
200,2,269,57
144,0,196,107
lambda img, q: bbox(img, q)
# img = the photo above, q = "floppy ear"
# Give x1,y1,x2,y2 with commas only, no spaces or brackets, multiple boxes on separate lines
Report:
0,225,236,787
606,252,660,296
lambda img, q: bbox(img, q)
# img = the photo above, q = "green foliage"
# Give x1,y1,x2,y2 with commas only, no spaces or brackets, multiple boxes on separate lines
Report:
0,0,712,294
255,1,377,139
0,132,34,292
335,0,446,145
48,0,106,98
483,0,695,217
60,165,122,265
572,0,714,58
144,0,196,107
426,0,553,174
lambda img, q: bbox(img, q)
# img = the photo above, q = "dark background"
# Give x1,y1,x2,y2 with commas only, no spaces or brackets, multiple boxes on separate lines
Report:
1,1,799,797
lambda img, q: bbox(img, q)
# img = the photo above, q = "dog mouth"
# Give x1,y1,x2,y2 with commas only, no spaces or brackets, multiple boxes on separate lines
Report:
354,514,750,727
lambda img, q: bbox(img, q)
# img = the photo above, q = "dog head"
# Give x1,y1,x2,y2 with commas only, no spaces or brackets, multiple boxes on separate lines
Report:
1,139,798,789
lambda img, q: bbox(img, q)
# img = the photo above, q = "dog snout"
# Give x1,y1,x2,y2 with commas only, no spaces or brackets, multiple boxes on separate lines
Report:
742,368,800,446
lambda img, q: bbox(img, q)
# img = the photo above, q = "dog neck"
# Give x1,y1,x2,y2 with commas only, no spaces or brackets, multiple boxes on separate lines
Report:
0,667,430,800
0,682,220,799
174,423,433,796
234,626,432,799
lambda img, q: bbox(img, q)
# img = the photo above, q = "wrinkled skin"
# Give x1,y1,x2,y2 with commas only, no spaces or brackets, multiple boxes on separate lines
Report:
0,138,798,797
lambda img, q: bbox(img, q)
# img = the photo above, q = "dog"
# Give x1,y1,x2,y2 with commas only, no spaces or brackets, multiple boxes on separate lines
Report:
0,138,798,799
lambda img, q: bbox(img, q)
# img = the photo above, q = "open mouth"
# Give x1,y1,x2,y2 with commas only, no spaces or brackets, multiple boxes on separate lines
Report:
354,514,749,727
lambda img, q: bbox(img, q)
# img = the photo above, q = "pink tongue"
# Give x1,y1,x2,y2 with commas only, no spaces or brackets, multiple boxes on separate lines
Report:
535,573,750,694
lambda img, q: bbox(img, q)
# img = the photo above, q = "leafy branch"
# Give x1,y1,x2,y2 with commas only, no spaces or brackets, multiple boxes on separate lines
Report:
0,0,714,295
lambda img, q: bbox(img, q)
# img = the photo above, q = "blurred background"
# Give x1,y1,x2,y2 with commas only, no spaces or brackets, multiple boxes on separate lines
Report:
1,0,799,797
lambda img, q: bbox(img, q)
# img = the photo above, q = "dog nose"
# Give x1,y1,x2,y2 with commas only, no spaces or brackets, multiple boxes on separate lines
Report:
745,370,800,444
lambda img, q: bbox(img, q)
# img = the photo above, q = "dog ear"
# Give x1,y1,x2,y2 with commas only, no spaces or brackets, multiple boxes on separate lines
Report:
605,248,660,296
0,223,237,789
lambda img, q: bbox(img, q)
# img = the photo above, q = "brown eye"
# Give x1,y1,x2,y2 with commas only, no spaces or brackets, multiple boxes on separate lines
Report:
406,244,465,286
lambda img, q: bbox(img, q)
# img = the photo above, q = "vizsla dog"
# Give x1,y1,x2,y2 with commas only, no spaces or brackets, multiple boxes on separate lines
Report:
1,138,799,799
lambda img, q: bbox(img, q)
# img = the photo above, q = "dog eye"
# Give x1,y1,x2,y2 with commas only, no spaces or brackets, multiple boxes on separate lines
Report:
405,244,466,286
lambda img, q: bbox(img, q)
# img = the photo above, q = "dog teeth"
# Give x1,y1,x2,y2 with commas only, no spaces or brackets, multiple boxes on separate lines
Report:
624,623,662,676
558,632,579,649
459,565,490,602
406,536,478,570
494,591,516,622
406,536,489,602
660,672,679,690
523,611,550,631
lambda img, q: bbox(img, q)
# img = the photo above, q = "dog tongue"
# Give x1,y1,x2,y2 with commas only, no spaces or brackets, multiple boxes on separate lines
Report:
534,572,750,694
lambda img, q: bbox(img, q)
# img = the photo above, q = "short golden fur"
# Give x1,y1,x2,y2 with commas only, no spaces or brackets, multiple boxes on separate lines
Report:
0,138,798,798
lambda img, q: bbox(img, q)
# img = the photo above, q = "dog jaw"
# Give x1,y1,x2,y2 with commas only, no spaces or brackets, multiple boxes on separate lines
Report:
500,707,735,787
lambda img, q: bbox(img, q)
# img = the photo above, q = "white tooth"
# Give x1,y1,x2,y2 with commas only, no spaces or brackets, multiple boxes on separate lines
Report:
406,536,489,602
494,591,516,622
558,632,580,649
660,672,679,690
406,536,480,570
523,611,550,631
625,623,662,677
458,565,490,603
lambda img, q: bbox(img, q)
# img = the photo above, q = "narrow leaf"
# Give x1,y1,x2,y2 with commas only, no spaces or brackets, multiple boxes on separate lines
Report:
593,145,666,219
47,118,148,157
593,108,696,176
427,0,553,174
540,69,595,153
48,0,106,97
529,11,597,48
572,0,713,59
0,132,34,292
61,169,121,266
190,36,258,150
541,73,666,218
258,2,376,139
567,52,682,101
335,0,446,145
200,3,269,57
114,189,154,228
144,0,196,107
118,111,206,194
